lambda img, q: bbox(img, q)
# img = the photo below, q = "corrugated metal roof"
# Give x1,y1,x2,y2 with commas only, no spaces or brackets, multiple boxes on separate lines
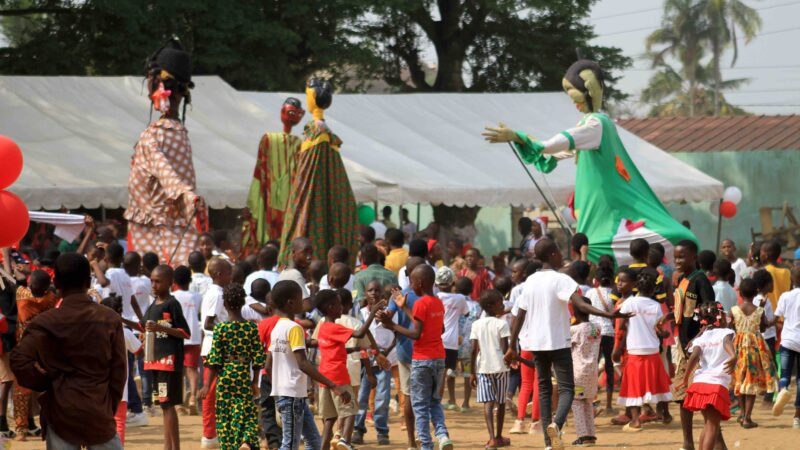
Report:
616,115,800,152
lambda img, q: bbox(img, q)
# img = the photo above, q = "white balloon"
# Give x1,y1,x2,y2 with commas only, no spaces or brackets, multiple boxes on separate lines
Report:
723,186,742,205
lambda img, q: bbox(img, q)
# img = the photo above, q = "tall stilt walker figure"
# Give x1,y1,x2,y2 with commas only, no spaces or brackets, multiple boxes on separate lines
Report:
483,60,695,265
125,38,206,266
241,98,305,256
278,78,358,266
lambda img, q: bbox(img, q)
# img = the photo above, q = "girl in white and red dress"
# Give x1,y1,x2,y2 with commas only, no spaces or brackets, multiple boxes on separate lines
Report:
677,303,736,450
614,268,673,431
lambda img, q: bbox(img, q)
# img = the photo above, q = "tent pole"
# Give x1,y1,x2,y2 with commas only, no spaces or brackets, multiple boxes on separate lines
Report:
101,205,106,222
715,198,723,252
416,203,421,232
506,143,572,240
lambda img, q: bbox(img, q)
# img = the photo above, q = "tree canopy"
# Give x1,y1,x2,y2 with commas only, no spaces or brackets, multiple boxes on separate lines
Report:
1,0,630,99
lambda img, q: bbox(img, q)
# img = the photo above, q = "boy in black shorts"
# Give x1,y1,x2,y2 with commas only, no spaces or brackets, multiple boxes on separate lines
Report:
144,265,190,450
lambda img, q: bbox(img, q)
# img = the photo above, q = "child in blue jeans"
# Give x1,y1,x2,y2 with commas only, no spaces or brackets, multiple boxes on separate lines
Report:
267,280,351,450
381,265,454,450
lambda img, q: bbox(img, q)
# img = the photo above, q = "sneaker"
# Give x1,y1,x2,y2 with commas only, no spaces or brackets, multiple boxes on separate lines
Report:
509,419,527,434
528,421,541,434
793,417,800,429
126,412,148,428
335,439,355,450
27,425,42,437
546,423,564,450
201,436,220,449
444,403,458,411
351,431,364,445
377,434,390,445
773,389,792,416
437,434,454,450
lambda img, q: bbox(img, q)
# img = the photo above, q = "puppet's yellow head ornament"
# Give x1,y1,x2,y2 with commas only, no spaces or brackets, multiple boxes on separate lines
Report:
305,78,333,121
562,60,605,114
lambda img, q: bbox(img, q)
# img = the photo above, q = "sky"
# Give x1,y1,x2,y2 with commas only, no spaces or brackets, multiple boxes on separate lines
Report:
587,0,800,115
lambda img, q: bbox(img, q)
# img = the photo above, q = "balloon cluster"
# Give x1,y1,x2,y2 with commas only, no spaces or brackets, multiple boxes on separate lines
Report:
0,136,29,247
712,186,742,219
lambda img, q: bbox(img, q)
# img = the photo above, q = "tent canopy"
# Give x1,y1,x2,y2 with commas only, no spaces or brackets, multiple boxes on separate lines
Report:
1,75,723,210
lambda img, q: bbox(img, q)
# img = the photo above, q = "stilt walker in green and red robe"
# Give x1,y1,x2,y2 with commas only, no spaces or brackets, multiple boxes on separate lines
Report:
278,78,358,266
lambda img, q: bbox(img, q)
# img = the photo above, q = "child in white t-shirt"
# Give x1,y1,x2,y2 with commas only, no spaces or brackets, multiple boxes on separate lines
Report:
90,242,143,323
771,267,800,422
435,267,469,411
173,266,203,415
615,268,672,431
677,303,736,450
470,289,510,449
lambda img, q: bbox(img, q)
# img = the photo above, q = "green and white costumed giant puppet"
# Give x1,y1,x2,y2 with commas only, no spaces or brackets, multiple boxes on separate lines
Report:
484,59,695,265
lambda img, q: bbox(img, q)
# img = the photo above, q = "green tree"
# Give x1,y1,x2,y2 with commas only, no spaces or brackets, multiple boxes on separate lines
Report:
704,0,761,116
646,0,715,117
0,0,375,91
354,0,631,240
640,62,748,116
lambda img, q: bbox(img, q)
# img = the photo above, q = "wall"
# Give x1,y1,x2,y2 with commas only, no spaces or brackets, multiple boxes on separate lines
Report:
666,150,800,253
373,203,513,258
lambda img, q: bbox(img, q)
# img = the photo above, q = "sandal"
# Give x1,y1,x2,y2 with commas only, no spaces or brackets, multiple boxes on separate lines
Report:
610,414,631,425
496,436,510,447
572,436,597,446
485,439,498,450
622,423,643,432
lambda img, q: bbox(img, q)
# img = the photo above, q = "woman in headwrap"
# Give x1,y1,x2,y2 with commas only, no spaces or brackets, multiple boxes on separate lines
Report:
125,38,205,266
278,78,358,266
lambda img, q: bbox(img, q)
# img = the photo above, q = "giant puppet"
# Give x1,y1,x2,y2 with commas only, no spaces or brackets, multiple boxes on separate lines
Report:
278,78,358,266
241,97,305,255
483,60,695,264
125,39,206,265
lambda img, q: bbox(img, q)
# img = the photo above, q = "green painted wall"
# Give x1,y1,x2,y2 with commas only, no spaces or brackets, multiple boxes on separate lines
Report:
373,203,513,257
666,150,800,253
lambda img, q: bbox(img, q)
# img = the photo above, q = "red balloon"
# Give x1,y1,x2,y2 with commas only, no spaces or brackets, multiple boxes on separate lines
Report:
0,136,23,190
0,191,29,247
720,201,737,219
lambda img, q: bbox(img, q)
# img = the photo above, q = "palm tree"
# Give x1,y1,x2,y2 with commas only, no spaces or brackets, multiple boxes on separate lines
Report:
705,0,761,116
646,0,715,116
641,61,749,116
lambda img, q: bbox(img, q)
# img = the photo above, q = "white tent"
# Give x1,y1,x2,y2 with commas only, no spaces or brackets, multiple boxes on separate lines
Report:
246,91,724,206
1,75,722,211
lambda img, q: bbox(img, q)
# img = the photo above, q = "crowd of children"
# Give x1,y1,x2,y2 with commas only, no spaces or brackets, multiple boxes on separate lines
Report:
3,213,800,450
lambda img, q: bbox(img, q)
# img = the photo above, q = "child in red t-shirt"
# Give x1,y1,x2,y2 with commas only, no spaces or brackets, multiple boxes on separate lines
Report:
312,289,387,450
381,265,454,450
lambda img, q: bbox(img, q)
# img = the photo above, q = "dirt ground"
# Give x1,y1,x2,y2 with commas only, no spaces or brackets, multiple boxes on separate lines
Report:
10,381,798,449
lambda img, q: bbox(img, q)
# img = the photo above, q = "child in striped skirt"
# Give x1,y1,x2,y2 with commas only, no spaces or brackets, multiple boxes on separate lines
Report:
470,289,511,450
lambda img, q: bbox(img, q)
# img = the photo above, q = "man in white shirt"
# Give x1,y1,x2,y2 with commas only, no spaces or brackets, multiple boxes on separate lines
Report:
188,251,212,301
244,246,281,296
319,246,355,291
242,279,270,322
773,267,800,420
278,237,313,299
505,239,628,450
720,239,747,287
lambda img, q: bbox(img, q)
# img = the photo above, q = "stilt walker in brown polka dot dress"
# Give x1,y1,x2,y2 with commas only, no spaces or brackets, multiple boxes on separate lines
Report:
125,38,206,266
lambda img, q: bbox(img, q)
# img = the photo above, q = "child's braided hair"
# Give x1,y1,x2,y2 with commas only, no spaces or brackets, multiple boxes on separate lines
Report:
223,283,246,312
693,301,726,328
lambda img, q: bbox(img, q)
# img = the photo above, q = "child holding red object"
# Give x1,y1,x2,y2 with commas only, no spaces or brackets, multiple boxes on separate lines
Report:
676,303,736,450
